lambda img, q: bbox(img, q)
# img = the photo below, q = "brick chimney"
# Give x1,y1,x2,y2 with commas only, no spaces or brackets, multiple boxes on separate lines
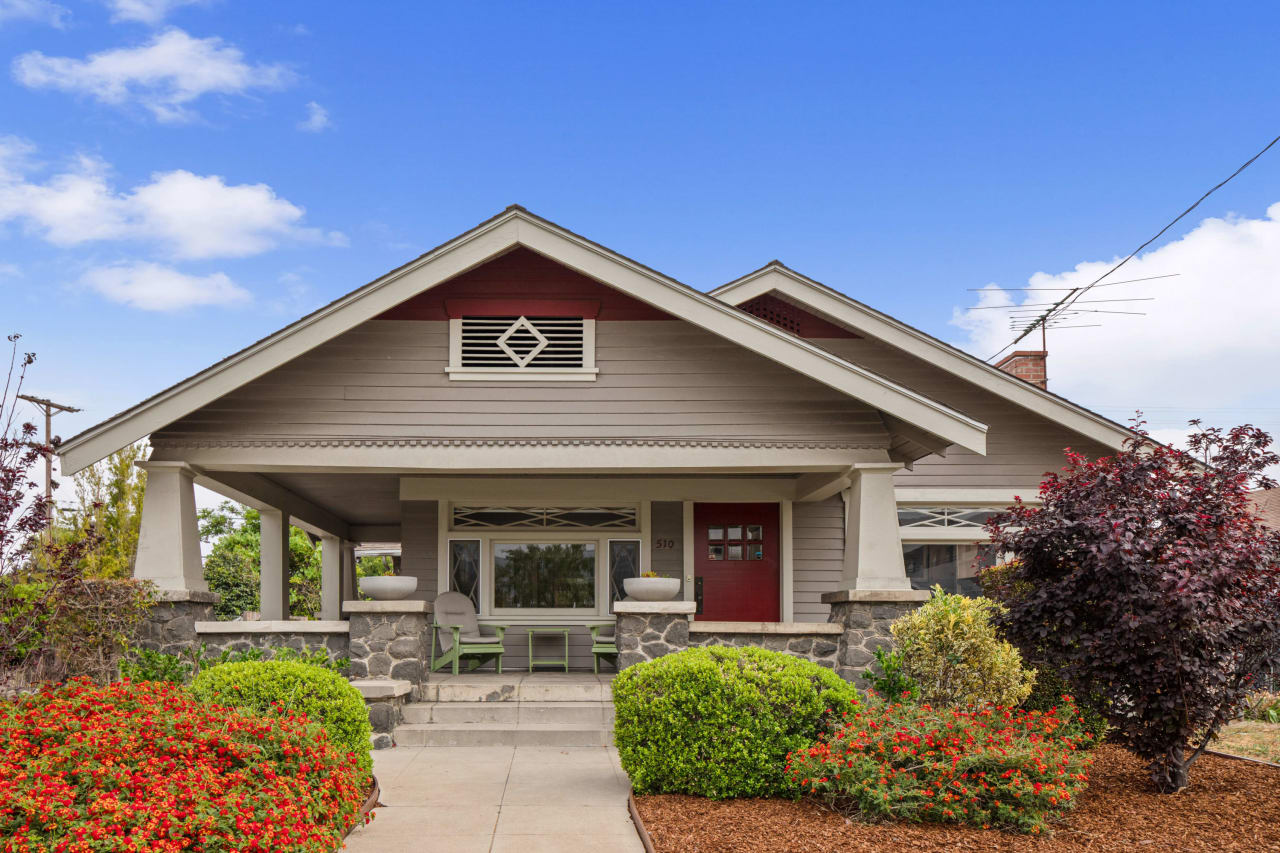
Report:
994,350,1048,389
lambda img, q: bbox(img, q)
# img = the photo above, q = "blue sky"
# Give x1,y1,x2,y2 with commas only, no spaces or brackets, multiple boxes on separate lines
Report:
3,0,1280,459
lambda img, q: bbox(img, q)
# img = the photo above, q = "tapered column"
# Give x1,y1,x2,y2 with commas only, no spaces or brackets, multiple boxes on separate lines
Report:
259,508,291,620
320,535,341,620
135,461,206,592
842,462,910,590
341,541,357,604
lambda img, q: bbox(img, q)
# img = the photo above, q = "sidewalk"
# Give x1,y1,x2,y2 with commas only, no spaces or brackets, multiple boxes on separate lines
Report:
343,744,645,853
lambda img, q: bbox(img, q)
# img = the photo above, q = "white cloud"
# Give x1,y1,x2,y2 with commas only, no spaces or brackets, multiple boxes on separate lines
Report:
952,204,1280,427
0,0,69,28
81,261,249,311
0,263,20,278
12,28,293,123
0,139,344,258
105,0,203,24
298,101,330,132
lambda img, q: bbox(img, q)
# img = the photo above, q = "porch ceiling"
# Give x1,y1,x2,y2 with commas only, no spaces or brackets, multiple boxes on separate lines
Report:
265,473,402,525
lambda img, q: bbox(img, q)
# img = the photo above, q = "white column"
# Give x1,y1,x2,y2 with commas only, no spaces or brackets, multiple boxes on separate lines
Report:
341,540,357,603
135,461,206,592
842,462,910,590
320,535,341,620
259,508,291,620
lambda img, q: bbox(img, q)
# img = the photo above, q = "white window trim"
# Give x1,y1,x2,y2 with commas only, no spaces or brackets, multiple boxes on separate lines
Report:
446,317,598,382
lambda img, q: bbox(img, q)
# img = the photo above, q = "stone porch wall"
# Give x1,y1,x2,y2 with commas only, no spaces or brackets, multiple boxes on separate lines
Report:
137,590,220,656
687,621,842,670
193,621,350,662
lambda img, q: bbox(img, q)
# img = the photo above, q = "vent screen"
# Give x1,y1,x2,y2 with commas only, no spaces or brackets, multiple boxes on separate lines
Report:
459,316,586,369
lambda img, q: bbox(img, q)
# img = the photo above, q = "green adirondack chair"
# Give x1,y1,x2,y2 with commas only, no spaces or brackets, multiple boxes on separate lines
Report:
588,622,618,674
430,591,509,675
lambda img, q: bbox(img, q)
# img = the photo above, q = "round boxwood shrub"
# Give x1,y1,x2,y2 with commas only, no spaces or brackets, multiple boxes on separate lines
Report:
613,646,860,798
191,659,373,781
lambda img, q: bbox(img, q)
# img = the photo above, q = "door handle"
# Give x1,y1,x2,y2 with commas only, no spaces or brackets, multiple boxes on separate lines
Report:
694,576,704,615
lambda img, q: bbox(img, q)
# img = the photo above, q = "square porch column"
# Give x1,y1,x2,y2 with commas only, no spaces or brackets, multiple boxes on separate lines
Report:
320,535,341,621
134,461,206,592
259,508,291,620
842,462,910,590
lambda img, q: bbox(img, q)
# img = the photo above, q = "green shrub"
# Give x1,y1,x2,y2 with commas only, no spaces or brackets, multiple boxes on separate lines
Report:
892,586,1036,708
788,697,1094,834
1244,691,1280,723
190,660,372,780
120,643,348,685
613,646,860,798
862,646,920,702
1021,662,1109,742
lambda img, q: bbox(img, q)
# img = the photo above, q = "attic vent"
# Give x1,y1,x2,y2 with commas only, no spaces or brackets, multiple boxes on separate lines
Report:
447,316,599,381
742,295,802,335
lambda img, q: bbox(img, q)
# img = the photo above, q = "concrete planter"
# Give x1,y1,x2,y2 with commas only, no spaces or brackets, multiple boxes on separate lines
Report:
623,577,680,601
358,576,417,600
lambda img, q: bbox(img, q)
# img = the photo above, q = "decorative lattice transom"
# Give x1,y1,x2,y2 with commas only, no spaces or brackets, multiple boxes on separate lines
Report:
452,506,639,529
896,507,1002,528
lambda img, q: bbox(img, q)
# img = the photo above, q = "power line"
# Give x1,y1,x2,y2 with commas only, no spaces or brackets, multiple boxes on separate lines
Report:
970,297,1154,310
966,273,1179,291
986,131,1280,362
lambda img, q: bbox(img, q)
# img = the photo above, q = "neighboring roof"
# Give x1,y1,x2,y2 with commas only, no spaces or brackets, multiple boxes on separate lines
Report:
710,262,1137,452
57,207,988,475
1253,489,1280,529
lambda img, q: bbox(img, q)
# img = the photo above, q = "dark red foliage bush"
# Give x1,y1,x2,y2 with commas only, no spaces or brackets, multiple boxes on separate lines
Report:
984,421,1280,792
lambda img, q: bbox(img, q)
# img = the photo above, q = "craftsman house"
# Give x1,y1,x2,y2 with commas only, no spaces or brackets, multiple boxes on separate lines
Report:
57,207,1133,671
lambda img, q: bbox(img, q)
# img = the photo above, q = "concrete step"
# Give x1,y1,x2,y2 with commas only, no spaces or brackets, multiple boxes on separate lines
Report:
423,679,612,703
393,722,614,747
402,700,614,727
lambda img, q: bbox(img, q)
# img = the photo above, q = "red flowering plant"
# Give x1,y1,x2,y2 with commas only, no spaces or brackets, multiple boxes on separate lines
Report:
786,697,1093,834
0,679,371,852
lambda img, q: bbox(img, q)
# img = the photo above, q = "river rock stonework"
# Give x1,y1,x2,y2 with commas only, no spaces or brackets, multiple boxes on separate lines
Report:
136,590,219,655
615,612,690,668
824,590,931,685
345,601,431,699
194,629,348,662
687,630,840,670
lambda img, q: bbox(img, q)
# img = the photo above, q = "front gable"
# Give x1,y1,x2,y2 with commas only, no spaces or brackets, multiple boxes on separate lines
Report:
58,208,987,475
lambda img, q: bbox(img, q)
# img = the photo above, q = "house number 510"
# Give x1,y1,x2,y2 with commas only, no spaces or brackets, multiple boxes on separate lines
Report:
654,538,676,550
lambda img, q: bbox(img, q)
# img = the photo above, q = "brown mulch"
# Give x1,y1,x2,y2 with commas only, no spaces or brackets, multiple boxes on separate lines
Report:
633,745,1280,852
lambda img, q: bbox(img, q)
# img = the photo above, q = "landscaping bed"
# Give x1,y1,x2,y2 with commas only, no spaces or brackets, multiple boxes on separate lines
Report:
633,745,1280,852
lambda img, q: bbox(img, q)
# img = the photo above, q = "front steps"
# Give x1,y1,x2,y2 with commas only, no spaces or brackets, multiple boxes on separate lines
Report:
392,673,615,747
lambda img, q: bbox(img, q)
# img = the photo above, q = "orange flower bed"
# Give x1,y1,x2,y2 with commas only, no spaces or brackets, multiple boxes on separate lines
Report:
785,698,1094,833
0,679,370,852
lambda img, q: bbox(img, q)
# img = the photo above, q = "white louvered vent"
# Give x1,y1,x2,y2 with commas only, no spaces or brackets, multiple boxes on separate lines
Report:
447,316,598,381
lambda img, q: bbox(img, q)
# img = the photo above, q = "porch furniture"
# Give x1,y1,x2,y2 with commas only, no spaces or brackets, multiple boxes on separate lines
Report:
430,591,508,675
526,626,571,672
588,622,618,674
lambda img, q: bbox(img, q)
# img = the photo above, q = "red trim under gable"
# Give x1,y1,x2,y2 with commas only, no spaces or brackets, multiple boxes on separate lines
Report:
377,247,673,321
740,292,858,339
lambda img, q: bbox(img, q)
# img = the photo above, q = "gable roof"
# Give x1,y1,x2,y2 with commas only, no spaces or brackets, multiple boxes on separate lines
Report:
56,207,988,475
710,262,1136,452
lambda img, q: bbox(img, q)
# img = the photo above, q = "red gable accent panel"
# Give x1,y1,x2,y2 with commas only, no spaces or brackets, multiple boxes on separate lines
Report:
741,293,858,339
377,247,674,321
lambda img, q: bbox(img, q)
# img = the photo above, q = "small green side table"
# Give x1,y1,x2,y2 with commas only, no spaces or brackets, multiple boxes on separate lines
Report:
527,626,571,673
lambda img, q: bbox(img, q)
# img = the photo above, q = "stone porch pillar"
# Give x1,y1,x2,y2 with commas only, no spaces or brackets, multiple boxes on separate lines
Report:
613,600,696,668
259,508,291,620
134,461,206,592
320,535,341,620
842,462,910,590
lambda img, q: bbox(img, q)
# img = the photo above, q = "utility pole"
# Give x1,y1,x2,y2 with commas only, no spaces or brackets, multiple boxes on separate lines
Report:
16,394,81,513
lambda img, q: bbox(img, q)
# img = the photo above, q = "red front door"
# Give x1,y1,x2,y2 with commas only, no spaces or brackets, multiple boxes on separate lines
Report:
693,503,780,621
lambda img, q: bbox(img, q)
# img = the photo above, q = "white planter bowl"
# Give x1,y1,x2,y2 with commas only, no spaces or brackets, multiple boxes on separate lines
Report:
358,576,418,600
623,576,681,602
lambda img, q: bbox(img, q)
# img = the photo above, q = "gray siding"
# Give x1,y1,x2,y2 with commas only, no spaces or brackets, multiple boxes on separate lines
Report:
650,501,684,594
814,338,1116,489
792,495,844,621
399,500,437,601
153,320,892,446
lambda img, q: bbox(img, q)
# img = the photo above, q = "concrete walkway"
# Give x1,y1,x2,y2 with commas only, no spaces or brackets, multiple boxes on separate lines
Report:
343,744,645,853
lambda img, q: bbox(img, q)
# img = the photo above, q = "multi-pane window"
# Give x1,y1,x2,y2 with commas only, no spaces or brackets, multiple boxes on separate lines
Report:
448,540,481,611
706,523,765,561
896,507,1002,528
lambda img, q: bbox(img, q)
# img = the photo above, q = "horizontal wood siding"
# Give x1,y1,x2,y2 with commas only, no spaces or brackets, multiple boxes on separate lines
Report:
650,501,685,595
398,500,437,601
814,338,1116,489
154,320,891,446
792,495,844,621
460,625,607,673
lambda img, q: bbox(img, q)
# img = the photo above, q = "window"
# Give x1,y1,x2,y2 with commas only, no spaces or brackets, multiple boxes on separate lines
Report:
608,539,641,603
453,506,638,530
706,522,765,561
448,539,481,611
902,543,1000,596
493,542,597,610
446,316,598,381
897,507,1002,528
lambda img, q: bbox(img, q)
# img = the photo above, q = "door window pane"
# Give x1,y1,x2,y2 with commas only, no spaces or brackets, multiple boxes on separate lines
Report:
449,540,481,611
708,544,724,560
727,544,743,561
727,525,744,541
493,543,596,609
708,526,724,541
609,540,641,603
747,543,764,560
746,524,763,541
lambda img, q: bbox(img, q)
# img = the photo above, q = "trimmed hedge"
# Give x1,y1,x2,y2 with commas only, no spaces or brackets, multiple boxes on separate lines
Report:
190,660,372,780
613,646,860,798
